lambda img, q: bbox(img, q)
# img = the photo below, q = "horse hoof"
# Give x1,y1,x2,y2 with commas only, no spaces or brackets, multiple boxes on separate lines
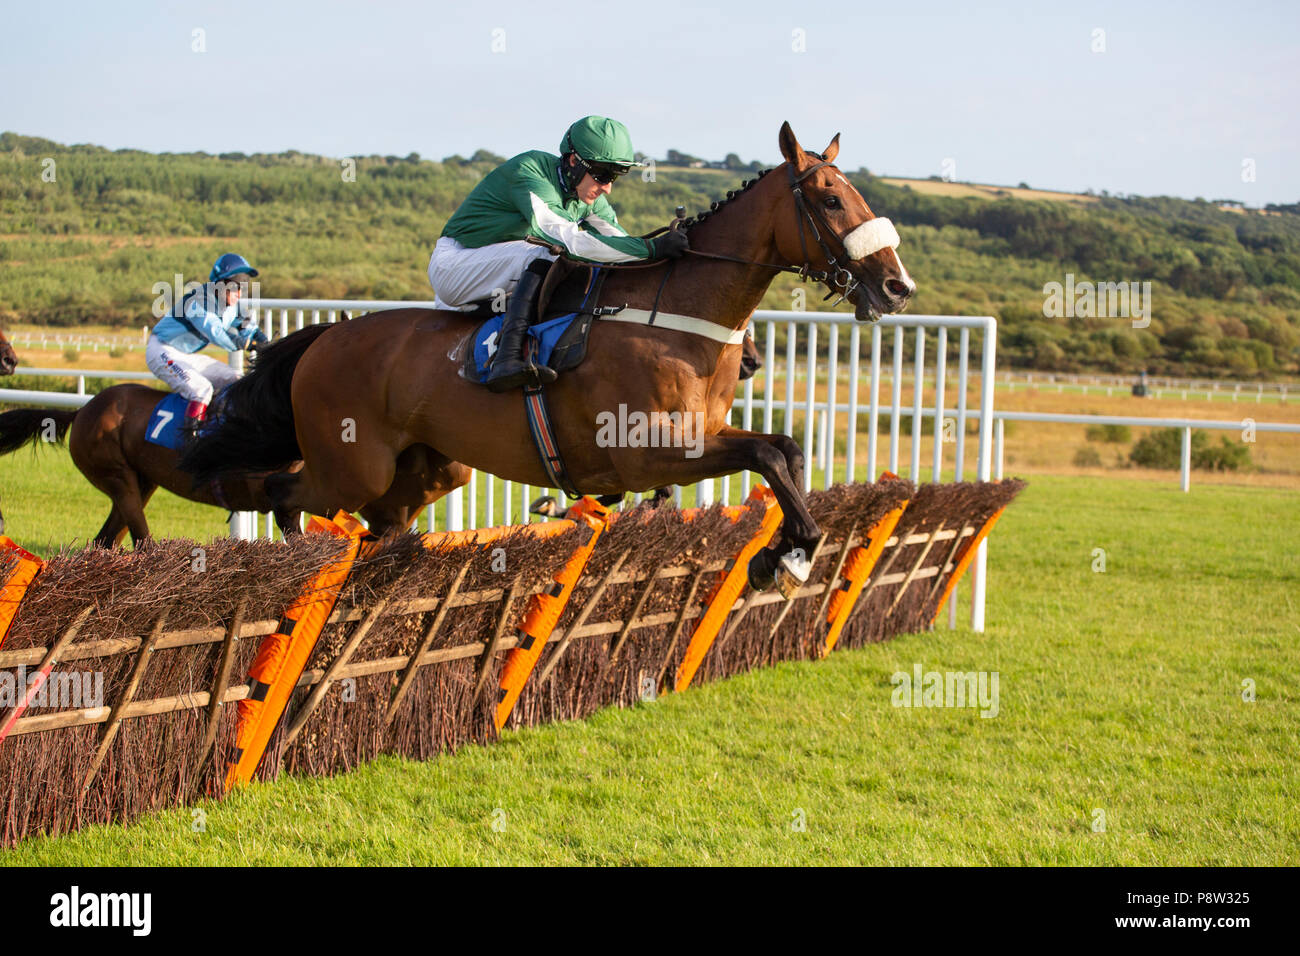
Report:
774,550,811,600
530,495,559,517
747,553,776,592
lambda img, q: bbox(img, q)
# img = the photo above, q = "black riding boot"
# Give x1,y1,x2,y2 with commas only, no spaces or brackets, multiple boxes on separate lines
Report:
485,265,556,393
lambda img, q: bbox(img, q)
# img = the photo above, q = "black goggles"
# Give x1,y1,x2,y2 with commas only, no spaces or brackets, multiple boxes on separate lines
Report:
575,154,628,185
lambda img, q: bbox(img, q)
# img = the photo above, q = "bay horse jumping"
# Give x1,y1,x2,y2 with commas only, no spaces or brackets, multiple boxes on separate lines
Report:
0,327,470,547
183,123,915,595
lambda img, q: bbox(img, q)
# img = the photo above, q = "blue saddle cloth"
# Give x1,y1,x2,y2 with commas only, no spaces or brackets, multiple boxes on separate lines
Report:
144,393,191,450
468,312,580,383
145,388,228,450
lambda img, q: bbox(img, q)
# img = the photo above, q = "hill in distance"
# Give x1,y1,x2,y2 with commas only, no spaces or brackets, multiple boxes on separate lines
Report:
1,132,1297,379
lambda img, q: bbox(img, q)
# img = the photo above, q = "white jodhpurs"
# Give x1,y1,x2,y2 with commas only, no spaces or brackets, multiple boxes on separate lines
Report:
145,335,239,406
427,236,554,310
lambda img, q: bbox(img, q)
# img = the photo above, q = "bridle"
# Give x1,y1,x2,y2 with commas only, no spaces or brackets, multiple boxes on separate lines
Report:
784,156,860,306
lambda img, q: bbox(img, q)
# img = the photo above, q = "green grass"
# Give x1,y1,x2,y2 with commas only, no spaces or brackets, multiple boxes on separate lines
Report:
2,474,1296,864
0,441,228,554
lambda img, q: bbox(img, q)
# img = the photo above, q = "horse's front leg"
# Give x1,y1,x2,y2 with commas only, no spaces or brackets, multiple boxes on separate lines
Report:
710,426,818,594
610,431,821,599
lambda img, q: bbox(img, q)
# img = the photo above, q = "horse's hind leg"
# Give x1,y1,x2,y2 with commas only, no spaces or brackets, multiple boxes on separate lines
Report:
93,504,128,549
92,472,154,548
359,445,471,536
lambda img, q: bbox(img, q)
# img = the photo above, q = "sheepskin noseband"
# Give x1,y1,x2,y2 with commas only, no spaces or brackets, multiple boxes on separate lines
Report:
842,218,900,259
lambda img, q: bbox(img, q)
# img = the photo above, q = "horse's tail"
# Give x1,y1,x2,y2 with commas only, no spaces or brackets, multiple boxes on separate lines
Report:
179,323,334,482
0,407,76,456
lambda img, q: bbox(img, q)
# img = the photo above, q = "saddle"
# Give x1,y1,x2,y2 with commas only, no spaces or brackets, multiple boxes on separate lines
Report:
461,258,609,384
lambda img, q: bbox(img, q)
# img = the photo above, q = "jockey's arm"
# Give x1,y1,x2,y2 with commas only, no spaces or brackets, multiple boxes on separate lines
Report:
185,294,242,352
510,171,651,264
584,196,635,240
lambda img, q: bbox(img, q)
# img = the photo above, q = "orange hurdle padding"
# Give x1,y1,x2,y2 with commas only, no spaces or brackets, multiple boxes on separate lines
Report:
0,537,44,651
930,505,1008,626
821,503,907,656
225,512,366,788
494,496,610,730
673,486,782,693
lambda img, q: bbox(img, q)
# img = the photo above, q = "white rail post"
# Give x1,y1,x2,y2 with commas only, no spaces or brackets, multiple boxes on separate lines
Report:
932,326,947,483
698,477,715,507
447,486,464,532
784,320,796,443
846,322,861,483
721,409,733,504
467,470,478,528
910,328,925,482
971,317,998,633
824,321,837,488
955,327,969,481
889,325,904,475
1181,427,1192,492
224,349,256,539
803,322,817,492
817,409,828,475
741,348,754,495
762,319,776,435
867,322,881,482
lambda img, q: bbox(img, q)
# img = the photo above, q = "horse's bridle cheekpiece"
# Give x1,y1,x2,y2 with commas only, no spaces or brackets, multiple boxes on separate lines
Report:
787,154,900,307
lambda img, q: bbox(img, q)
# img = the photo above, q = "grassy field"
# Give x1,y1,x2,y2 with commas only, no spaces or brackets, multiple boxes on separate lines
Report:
877,177,1101,204
1,475,1296,865
0,444,231,555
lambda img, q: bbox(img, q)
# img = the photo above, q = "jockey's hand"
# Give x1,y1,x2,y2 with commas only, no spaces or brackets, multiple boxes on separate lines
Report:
244,328,269,351
651,229,690,259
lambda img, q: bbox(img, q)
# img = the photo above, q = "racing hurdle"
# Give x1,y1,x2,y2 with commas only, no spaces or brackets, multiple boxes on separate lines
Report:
0,477,1021,846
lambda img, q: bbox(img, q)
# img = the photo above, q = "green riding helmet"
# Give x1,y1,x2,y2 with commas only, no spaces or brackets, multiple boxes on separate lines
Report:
560,116,640,170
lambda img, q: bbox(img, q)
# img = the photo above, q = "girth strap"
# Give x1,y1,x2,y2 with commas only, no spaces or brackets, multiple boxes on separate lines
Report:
521,340,582,500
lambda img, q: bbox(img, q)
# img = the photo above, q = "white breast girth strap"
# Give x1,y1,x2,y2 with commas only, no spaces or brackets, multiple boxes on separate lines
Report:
597,309,748,345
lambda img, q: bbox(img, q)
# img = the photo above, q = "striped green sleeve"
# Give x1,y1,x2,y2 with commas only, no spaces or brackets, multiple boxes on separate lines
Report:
510,160,651,263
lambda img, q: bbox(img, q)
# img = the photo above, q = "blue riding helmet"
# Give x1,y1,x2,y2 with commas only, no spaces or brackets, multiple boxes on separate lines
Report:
209,253,260,283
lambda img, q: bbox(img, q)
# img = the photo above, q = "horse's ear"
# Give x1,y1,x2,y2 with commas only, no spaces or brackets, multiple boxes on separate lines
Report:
822,133,840,164
778,121,805,165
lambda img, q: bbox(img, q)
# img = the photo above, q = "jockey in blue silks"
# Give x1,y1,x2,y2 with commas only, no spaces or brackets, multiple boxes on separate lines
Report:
146,253,268,437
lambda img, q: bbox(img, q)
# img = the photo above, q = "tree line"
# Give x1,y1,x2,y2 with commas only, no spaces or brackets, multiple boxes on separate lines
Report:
0,132,1296,378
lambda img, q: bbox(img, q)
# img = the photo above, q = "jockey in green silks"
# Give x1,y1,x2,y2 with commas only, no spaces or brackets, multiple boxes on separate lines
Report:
428,116,690,392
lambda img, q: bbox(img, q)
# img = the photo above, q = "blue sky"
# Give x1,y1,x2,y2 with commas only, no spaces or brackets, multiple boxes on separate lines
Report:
3,0,1296,204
